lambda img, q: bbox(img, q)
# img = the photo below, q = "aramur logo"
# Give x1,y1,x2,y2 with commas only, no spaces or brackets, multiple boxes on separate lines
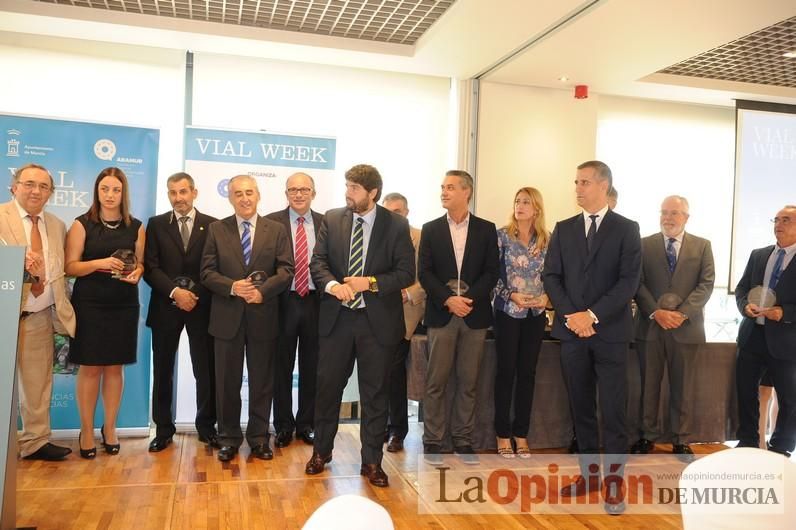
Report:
6,129,20,157
217,178,230,198
94,139,116,161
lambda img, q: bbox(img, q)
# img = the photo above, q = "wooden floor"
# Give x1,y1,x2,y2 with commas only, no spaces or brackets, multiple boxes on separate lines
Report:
16,424,729,529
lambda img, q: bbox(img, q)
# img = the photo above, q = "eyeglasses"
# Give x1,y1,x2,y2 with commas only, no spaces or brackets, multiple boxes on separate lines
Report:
771,217,793,225
287,187,313,196
19,181,52,192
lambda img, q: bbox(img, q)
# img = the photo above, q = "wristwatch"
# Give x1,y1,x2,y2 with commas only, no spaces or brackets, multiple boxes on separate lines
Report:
368,276,379,293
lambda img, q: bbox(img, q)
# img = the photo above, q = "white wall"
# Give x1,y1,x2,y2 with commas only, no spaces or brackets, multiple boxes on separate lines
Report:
191,52,454,226
0,33,185,205
476,82,598,228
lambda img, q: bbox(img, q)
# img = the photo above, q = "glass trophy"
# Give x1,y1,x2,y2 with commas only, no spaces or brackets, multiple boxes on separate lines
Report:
247,270,268,287
748,286,777,310
657,293,683,311
111,249,137,279
446,278,469,296
173,276,196,291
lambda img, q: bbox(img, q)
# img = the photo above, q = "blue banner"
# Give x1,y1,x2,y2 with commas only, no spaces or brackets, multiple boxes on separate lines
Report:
185,127,336,169
2,113,159,431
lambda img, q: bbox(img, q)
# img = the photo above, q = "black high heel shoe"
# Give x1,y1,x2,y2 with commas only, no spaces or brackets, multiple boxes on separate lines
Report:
101,425,120,455
79,432,97,459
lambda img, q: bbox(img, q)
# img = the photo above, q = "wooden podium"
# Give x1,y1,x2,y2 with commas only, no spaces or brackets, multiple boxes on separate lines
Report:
0,246,25,530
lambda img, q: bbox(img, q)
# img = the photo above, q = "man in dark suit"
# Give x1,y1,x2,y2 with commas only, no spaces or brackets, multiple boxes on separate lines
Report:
382,192,426,453
145,172,218,452
265,172,324,448
735,205,796,458
631,195,714,458
542,160,641,515
304,164,414,487
200,175,293,462
418,170,499,466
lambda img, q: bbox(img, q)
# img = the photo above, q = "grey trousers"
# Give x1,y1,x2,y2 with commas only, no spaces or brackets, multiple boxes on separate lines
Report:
639,335,699,445
423,317,487,447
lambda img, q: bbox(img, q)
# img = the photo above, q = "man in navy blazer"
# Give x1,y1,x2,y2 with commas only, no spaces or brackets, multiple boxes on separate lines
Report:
305,164,415,487
735,205,796,457
144,172,218,452
542,160,641,515
418,169,499,465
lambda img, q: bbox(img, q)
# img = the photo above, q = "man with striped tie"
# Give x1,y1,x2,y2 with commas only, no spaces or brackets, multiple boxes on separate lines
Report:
305,164,415,487
266,173,324,448
200,175,293,463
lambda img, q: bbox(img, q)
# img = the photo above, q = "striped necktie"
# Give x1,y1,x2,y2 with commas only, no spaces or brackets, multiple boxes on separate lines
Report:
241,220,252,267
294,216,309,297
346,217,365,308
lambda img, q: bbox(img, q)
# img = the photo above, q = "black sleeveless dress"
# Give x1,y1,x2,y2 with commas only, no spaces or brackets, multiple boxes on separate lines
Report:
68,214,140,366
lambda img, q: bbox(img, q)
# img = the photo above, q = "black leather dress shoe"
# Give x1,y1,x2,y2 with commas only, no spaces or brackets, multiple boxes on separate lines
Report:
568,435,579,454
217,445,238,462
360,463,389,487
250,443,273,460
386,435,404,453
275,431,293,448
305,452,332,475
560,476,602,497
198,432,220,449
423,444,443,466
673,443,695,462
148,436,173,453
296,430,315,445
630,438,655,454
604,495,626,515
23,442,72,461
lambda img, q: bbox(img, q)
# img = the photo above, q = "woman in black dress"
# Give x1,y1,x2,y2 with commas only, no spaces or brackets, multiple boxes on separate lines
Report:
65,167,144,458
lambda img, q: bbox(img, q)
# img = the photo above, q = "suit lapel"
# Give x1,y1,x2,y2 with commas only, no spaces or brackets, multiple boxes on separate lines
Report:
249,215,268,268
2,201,27,245
650,233,670,279
437,215,457,274
573,215,588,265
584,210,615,267
166,212,185,253
185,211,209,253
364,206,387,275
224,216,247,269
278,208,294,254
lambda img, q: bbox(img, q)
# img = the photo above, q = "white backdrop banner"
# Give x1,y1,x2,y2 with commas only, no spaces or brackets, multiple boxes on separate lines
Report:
177,126,346,426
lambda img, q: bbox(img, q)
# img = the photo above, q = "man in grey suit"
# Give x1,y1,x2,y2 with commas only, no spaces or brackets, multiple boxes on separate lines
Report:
631,195,714,458
201,175,293,462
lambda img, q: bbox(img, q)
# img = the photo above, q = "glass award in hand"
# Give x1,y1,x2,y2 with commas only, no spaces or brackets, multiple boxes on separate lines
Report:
446,279,470,296
247,270,268,287
657,293,683,311
748,286,777,310
173,276,196,291
111,249,137,279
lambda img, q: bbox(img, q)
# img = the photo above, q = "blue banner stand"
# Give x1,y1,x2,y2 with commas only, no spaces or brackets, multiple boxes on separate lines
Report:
0,246,25,530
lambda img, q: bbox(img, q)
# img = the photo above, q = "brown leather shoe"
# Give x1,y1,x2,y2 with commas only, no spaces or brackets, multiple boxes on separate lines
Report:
560,475,602,497
305,452,332,475
360,463,389,487
386,435,404,453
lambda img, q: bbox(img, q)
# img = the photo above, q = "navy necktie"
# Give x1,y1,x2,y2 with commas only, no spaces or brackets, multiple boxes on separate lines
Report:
666,237,677,273
241,220,252,266
586,214,598,253
768,249,786,289
346,218,365,308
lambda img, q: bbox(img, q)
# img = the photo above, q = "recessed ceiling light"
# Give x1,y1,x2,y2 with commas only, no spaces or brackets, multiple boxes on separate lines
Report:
783,51,796,58
558,76,569,82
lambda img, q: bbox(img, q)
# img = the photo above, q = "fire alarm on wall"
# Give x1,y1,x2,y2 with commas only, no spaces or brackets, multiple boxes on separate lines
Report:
575,85,588,99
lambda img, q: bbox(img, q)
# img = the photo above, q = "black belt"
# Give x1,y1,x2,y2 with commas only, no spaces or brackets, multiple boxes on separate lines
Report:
20,305,52,320
341,305,366,313
289,290,316,296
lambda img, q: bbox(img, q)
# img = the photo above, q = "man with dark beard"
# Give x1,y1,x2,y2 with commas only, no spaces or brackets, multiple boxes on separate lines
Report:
304,164,415,487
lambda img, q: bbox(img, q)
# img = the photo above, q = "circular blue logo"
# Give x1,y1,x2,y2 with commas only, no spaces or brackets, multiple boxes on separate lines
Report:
217,178,229,198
